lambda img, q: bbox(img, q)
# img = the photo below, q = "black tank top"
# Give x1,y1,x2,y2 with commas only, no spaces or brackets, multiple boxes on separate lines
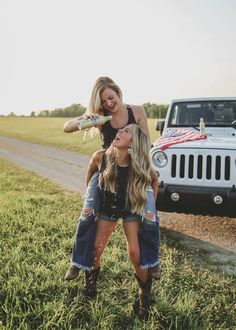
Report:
101,105,136,149
99,155,131,219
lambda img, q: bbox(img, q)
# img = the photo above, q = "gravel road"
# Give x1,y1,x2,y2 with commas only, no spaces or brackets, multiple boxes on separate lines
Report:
0,136,90,193
1,135,235,274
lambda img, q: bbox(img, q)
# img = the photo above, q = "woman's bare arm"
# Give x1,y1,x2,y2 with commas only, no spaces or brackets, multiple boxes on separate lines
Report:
85,150,103,186
63,117,82,133
132,105,150,139
63,113,102,133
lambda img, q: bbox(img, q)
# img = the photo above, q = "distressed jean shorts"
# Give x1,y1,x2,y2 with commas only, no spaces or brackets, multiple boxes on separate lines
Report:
82,171,100,213
97,211,142,223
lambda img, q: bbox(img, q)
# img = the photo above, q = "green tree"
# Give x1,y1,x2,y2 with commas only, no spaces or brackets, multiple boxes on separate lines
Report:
8,112,16,117
38,110,50,117
143,103,168,118
36,104,86,117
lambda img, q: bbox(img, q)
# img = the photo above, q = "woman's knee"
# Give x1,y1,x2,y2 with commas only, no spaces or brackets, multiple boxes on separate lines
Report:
93,238,106,259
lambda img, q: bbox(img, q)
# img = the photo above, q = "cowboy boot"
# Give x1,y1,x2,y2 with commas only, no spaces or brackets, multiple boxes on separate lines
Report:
82,267,100,300
134,274,152,320
149,264,161,280
64,265,80,280
132,292,140,315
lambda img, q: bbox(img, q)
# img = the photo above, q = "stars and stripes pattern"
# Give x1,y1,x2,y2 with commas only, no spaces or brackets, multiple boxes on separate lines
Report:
153,128,207,150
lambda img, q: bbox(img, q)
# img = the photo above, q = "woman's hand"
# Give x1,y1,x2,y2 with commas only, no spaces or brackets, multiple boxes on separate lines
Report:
82,113,100,120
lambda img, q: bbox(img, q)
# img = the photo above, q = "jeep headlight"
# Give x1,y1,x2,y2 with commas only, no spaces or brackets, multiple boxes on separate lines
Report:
152,151,168,168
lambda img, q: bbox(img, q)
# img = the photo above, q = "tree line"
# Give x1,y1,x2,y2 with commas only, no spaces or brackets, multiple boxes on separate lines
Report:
30,104,86,118
3,103,168,118
29,103,168,119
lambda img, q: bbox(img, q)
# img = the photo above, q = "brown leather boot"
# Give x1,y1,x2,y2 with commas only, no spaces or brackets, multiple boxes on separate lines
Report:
82,267,100,300
64,265,80,280
134,274,152,320
149,264,161,280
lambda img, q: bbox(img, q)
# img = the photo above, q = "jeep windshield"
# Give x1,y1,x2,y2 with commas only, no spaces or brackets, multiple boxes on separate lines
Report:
168,101,236,128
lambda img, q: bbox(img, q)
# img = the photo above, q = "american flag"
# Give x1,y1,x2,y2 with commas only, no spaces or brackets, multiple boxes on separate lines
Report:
153,128,207,150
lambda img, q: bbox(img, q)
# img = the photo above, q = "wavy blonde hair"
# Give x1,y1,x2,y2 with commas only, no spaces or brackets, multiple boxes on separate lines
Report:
85,77,122,137
102,124,151,214
87,76,123,115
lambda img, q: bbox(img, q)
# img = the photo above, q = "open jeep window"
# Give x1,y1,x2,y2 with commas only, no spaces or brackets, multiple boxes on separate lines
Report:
168,101,236,127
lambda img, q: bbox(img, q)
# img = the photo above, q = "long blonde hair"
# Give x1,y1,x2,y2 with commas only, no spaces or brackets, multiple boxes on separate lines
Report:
102,124,151,214
87,76,123,115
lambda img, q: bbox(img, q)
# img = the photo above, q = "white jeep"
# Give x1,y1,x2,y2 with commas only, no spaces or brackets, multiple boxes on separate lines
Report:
150,97,236,215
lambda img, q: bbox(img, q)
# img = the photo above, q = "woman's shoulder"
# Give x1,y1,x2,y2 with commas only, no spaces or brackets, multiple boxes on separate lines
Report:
129,104,146,117
90,149,105,168
129,104,149,135
129,104,147,123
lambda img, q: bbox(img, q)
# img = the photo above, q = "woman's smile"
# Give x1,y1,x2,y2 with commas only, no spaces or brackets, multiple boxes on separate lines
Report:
101,88,120,113
107,103,117,112
112,124,133,147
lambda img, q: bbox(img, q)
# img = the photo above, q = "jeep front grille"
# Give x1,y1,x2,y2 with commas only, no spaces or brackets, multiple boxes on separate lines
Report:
171,154,231,181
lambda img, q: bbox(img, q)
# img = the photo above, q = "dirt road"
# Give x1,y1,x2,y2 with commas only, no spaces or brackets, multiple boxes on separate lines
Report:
1,136,235,274
0,136,89,193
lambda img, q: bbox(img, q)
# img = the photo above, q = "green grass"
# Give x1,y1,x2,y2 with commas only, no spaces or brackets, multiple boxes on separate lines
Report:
0,117,159,155
0,158,235,330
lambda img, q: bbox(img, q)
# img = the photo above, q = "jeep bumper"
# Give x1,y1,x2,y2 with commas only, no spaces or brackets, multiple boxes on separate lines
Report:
156,183,236,216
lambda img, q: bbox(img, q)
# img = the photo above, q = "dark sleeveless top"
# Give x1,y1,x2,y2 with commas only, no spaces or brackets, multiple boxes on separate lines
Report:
99,155,131,219
100,105,136,149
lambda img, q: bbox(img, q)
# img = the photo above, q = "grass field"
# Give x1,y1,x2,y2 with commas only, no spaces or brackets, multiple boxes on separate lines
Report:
0,158,235,329
0,117,159,155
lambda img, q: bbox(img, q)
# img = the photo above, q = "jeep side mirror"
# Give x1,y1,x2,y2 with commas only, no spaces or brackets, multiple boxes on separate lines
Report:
155,120,165,135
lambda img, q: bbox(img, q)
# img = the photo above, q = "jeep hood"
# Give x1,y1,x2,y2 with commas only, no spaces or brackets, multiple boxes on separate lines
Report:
160,136,236,150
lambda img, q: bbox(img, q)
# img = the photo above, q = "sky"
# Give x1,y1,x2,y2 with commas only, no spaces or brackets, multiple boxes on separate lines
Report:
1,0,236,116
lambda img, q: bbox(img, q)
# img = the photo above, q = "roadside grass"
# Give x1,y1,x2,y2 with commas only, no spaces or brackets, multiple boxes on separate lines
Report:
0,158,235,330
0,117,159,155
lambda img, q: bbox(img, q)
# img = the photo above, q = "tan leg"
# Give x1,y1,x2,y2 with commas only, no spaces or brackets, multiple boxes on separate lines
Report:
93,219,117,269
123,221,148,283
